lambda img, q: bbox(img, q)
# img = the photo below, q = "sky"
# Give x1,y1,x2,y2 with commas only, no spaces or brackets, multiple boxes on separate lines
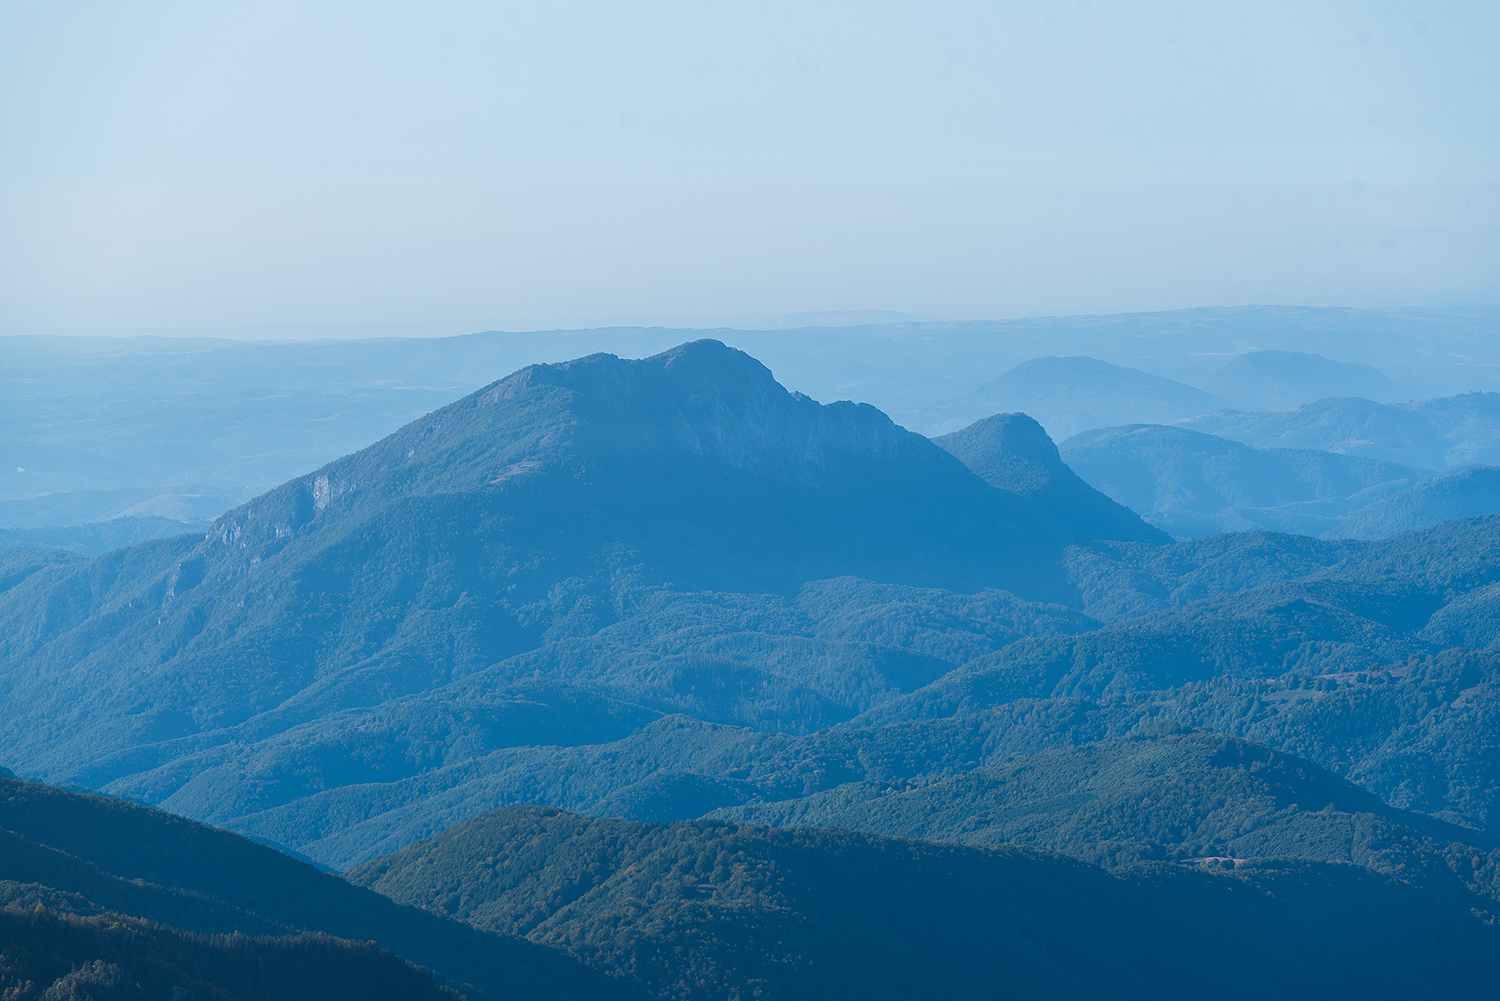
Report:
0,0,1496,336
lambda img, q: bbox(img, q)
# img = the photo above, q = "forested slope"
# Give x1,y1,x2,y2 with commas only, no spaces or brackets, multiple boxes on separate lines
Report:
0,341,1155,791
714,731,1500,906
0,777,637,1001
0,910,458,1001
1329,466,1500,539
348,805,1500,1001
1057,423,1427,537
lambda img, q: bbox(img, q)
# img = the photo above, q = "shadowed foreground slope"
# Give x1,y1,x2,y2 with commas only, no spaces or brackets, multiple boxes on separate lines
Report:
0,910,458,1001
0,778,637,1001
349,804,1500,1001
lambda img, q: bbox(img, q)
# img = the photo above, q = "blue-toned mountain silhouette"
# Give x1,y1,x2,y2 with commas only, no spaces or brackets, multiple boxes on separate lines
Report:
934,412,1168,543
1329,465,1500,539
0,341,1161,807
1178,392,1500,470
1057,423,1428,537
1205,350,1409,410
919,356,1240,439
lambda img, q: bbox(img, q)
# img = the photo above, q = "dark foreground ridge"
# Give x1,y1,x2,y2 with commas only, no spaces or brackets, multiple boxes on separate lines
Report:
348,803,1500,1001
0,777,639,1001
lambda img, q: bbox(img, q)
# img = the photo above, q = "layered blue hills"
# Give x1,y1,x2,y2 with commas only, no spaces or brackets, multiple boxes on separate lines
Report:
11,340,1500,998
0,341,1161,814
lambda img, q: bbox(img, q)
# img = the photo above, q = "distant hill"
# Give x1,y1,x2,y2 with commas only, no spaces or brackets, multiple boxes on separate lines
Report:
917,356,1241,439
1057,423,1428,537
347,804,1500,1001
0,776,634,1000
7,307,1498,510
0,515,214,555
1178,392,1500,470
1329,466,1500,539
1206,350,1409,410
714,732,1498,899
933,413,1169,544
0,487,243,530
753,309,933,328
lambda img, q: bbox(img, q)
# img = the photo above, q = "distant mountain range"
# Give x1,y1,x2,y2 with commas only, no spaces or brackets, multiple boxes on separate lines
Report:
1204,350,1412,410
11,305,1492,530
1057,423,1429,538
916,356,1240,439
0,487,242,529
1046,390,1500,538
1177,392,1500,470
0,515,213,555
906,349,1426,442
1329,466,1500,539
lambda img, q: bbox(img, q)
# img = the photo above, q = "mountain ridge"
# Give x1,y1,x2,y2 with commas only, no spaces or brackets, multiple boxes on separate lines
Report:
345,802,1500,1001
934,413,1170,545
0,340,1155,822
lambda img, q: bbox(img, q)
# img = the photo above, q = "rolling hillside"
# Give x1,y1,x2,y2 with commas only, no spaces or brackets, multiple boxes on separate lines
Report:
1056,423,1428,537
347,804,1500,1001
1205,350,1409,410
1329,466,1500,539
0,776,635,1000
918,356,1239,439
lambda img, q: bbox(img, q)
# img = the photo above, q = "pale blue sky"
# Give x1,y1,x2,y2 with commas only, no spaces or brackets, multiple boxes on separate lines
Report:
1,1,1495,334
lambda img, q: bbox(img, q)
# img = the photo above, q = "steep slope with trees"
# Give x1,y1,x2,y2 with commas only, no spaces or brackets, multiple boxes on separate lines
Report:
1057,423,1427,537
0,341,1158,799
0,777,638,1001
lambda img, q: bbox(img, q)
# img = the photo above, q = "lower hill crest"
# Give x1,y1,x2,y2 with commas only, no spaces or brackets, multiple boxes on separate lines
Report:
347,803,1500,1001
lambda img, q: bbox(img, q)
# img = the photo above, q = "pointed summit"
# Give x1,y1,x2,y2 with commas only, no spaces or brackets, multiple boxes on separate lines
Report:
934,413,1169,545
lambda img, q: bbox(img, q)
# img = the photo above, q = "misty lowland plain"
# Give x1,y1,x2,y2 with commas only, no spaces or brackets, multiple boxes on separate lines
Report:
4,308,1500,999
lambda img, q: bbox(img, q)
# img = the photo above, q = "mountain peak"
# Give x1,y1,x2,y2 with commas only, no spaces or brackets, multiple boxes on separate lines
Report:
480,339,777,408
933,413,1170,544
930,412,1065,495
469,339,929,483
206,340,1075,596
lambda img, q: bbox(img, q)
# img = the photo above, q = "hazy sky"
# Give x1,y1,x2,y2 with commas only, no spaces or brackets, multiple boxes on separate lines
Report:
1,1,1496,335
